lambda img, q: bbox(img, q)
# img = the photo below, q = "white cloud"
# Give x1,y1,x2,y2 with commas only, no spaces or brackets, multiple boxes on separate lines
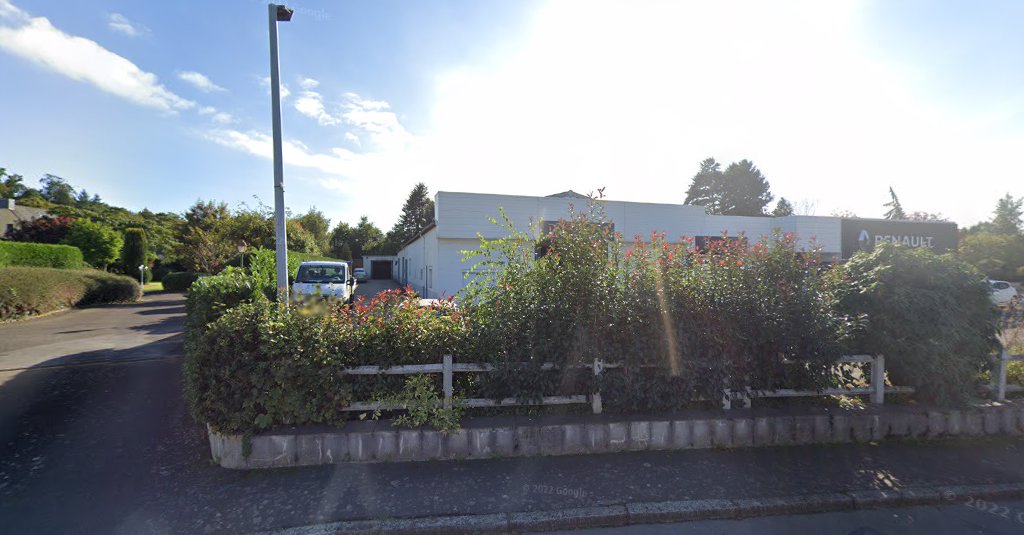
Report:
107,13,147,37
294,89,340,126
204,126,424,227
344,132,360,146
290,86,410,150
340,92,410,149
0,4,193,112
259,76,290,100
211,112,234,125
178,70,225,92
0,0,27,23
198,106,216,115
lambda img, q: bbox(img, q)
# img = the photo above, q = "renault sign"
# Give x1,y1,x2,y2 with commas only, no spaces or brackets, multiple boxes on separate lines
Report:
841,219,957,259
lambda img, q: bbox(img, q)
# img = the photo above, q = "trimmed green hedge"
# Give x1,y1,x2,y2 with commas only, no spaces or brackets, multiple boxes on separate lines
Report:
0,241,83,269
162,272,205,292
0,267,141,320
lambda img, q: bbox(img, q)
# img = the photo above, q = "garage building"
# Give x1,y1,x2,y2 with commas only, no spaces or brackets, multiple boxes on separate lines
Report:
395,191,958,298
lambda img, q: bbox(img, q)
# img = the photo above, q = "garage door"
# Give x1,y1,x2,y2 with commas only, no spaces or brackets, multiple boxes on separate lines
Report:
371,260,393,279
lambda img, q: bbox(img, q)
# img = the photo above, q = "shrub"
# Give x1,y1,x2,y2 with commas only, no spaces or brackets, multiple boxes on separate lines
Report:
829,242,1000,405
162,272,204,292
4,215,75,243
151,264,172,282
121,228,148,276
0,241,83,269
185,287,469,434
461,200,850,410
184,300,351,434
0,266,140,320
184,268,269,348
62,219,122,270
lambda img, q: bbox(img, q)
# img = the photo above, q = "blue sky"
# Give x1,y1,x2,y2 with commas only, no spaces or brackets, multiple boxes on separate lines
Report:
0,0,1021,229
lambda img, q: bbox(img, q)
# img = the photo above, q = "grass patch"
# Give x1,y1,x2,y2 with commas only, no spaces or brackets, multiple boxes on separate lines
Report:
142,281,163,293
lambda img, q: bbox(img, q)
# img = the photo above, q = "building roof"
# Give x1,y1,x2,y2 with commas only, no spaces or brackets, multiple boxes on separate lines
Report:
545,190,589,199
1,199,49,229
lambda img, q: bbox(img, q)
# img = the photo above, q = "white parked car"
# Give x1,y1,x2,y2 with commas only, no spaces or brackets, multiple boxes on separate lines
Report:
990,280,1018,307
292,261,356,303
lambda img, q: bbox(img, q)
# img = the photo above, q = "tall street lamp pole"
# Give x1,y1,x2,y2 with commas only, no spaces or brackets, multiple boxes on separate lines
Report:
268,3,293,303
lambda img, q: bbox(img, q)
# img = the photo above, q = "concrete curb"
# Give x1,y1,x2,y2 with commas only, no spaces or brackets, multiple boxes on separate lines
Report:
211,402,1024,469
253,481,1024,534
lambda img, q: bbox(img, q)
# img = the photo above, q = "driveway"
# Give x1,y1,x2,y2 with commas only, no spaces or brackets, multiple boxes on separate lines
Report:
352,278,400,299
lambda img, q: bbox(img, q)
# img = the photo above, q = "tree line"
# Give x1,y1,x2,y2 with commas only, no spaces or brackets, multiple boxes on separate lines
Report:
1,166,435,276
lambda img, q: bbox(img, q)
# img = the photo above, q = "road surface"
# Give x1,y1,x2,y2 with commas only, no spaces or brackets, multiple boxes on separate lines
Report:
3,291,1024,534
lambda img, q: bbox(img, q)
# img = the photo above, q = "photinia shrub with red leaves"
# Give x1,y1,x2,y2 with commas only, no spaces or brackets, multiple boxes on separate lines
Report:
461,194,852,410
185,284,471,434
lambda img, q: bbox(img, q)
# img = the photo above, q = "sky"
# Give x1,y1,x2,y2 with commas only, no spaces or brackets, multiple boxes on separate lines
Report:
0,0,1022,230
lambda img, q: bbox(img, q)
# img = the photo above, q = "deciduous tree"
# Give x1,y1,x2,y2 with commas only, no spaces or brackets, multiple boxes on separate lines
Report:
62,219,123,270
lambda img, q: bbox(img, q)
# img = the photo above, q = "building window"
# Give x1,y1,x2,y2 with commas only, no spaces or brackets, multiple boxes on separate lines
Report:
541,220,614,235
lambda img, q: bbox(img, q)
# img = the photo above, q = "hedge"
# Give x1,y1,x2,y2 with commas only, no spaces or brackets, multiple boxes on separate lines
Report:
829,243,1000,404
185,199,1003,435
0,241,83,269
185,288,464,434
0,267,141,320
162,272,205,292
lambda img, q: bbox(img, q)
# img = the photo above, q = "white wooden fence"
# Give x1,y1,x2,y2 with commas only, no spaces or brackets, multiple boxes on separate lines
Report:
340,354,912,413
990,347,1024,401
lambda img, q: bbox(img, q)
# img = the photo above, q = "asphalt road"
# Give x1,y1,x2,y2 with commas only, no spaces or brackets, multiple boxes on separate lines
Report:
552,499,1024,535
3,290,1024,534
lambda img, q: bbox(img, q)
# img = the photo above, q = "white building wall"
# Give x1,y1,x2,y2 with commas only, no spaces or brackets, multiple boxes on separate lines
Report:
402,192,856,299
436,238,483,298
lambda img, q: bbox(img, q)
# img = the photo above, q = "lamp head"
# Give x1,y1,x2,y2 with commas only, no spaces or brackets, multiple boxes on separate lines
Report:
276,5,293,21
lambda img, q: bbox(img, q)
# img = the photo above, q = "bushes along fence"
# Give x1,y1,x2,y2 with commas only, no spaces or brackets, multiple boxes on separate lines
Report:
184,198,1000,435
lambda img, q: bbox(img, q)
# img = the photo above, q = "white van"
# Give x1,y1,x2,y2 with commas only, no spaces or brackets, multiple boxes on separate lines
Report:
292,261,357,303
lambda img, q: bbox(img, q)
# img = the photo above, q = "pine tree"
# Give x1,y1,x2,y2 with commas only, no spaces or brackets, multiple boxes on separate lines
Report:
684,158,773,216
683,158,722,213
991,194,1023,235
390,183,435,245
772,197,794,216
717,160,774,216
883,187,906,220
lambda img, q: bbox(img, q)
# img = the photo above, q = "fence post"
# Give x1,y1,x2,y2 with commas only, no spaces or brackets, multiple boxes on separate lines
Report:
996,348,1009,402
591,359,603,414
443,354,453,409
871,354,885,405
